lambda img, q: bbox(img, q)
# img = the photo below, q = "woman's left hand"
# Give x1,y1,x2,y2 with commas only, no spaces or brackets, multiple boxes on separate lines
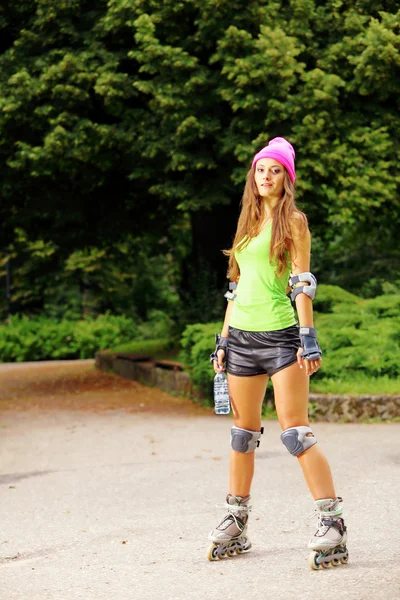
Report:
297,347,322,376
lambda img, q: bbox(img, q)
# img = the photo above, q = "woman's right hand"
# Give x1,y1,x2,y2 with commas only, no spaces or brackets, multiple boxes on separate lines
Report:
213,349,226,373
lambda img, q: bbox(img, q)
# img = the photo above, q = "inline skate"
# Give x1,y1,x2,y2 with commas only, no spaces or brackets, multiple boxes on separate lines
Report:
207,494,251,560
308,497,348,570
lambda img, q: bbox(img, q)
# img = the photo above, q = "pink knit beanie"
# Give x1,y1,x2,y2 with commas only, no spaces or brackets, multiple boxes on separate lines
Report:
251,137,296,183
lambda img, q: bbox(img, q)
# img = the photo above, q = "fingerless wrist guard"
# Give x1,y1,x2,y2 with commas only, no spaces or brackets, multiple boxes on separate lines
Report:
210,334,229,364
299,326,322,360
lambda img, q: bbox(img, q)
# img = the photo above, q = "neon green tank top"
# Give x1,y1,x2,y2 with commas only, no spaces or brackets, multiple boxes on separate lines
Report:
229,222,296,332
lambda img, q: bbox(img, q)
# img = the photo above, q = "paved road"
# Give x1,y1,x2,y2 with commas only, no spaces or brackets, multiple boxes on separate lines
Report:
0,362,399,600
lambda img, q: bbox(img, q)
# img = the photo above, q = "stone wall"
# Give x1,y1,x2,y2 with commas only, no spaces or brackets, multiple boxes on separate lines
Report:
95,351,400,422
95,352,193,396
308,393,400,422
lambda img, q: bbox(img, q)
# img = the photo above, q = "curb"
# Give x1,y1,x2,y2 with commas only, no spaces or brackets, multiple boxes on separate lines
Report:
308,393,400,422
95,352,193,397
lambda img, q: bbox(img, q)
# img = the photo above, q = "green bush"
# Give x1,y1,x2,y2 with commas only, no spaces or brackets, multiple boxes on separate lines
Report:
180,286,400,396
136,310,177,341
0,314,139,362
313,284,361,315
106,338,175,359
180,321,222,396
364,294,400,319
315,287,400,379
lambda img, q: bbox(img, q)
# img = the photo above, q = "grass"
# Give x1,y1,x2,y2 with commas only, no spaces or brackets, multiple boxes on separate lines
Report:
104,338,179,361
310,375,399,395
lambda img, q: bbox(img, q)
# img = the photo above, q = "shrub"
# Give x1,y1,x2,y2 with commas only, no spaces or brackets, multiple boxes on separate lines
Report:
136,309,176,340
0,314,139,362
106,338,174,358
313,285,361,314
315,288,400,380
364,294,400,319
180,321,221,396
318,317,400,379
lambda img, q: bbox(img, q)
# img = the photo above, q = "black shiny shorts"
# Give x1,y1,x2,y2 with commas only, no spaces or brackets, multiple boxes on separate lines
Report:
226,325,300,377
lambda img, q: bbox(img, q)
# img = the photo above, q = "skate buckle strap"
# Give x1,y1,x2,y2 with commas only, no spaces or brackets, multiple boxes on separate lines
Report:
308,497,343,520
215,502,252,514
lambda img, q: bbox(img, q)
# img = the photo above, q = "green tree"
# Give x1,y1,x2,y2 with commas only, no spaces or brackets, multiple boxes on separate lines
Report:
1,0,399,322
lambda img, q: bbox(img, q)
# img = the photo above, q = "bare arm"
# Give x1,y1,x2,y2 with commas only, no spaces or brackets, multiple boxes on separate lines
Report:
290,223,314,328
290,219,322,376
213,288,237,373
221,298,235,338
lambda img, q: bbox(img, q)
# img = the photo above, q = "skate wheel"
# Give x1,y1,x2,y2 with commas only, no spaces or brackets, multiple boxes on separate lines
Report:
227,546,236,557
236,546,243,554
309,551,322,570
332,558,340,567
207,543,219,561
321,559,331,569
340,555,349,564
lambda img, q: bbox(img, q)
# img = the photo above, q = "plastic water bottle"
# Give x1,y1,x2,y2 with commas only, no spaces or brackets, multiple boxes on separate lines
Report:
213,372,230,415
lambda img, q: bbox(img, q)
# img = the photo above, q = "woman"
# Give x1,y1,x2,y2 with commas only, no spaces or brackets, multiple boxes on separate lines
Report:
208,138,348,570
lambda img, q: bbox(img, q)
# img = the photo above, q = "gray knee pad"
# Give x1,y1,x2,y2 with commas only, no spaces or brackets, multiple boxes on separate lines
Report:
231,426,264,454
280,426,317,456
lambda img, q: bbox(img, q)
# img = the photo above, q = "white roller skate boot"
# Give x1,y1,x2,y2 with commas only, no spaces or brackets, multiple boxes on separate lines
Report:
207,494,251,561
308,497,348,569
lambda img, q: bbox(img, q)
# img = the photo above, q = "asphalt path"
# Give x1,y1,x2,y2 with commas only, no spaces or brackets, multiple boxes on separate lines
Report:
0,362,399,600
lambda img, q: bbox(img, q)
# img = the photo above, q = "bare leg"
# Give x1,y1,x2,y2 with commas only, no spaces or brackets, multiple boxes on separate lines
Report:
272,362,336,500
227,373,268,497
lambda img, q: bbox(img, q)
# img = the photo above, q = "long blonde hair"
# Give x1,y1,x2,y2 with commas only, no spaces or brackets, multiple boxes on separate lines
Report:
224,167,307,281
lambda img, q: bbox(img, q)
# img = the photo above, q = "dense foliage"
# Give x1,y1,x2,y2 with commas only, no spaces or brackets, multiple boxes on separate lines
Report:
0,313,139,361
315,286,400,379
1,1,399,323
181,285,400,398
